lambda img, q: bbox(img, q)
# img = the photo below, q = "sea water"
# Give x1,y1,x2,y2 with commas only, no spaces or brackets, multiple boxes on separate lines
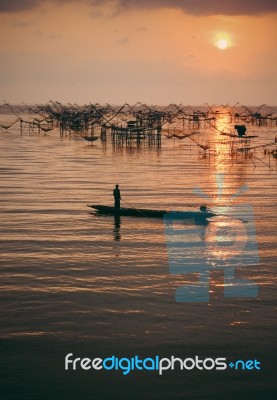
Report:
0,110,276,399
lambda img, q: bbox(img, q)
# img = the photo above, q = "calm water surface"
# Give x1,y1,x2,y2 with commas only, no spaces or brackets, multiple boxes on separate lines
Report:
0,114,276,399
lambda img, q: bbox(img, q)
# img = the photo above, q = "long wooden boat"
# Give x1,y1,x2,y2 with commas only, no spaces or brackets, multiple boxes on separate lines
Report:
87,205,216,219
220,132,258,139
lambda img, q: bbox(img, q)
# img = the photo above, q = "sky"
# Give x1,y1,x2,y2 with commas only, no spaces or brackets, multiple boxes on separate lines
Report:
0,0,277,105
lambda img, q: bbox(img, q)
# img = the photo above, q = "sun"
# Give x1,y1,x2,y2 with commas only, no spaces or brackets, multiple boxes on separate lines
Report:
216,39,228,50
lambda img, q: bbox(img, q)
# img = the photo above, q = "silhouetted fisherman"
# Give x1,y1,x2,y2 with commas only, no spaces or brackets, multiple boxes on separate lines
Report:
113,184,121,209
235,124,247,137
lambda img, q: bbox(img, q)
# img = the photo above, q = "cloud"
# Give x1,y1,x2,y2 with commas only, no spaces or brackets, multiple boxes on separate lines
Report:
89,9,104,18
184,54,196,60
115,0,277,16
47,32,62,39
0,0,40,12
117,36,129,45
0,0,277,15
10,19,34,27
0,0,71,12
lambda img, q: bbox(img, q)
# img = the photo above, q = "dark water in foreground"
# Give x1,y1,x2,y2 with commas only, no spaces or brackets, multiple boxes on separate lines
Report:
0,116,276,399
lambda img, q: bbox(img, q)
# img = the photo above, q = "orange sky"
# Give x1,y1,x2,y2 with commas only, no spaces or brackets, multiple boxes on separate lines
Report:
1,0,277,104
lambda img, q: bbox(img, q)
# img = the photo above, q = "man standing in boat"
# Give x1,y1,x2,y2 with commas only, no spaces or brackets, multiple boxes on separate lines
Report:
113,184,121,209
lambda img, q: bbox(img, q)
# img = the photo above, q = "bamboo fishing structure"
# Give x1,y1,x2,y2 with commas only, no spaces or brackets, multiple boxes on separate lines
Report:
0,101,276,169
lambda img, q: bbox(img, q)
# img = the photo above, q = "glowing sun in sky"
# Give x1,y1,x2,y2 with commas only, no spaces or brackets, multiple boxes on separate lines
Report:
216,39,229,50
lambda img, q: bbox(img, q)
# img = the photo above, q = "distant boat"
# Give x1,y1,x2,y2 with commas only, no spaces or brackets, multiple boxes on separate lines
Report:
82,135,100,142
39,125,53,132
220,132,258,139
87,204,216,220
